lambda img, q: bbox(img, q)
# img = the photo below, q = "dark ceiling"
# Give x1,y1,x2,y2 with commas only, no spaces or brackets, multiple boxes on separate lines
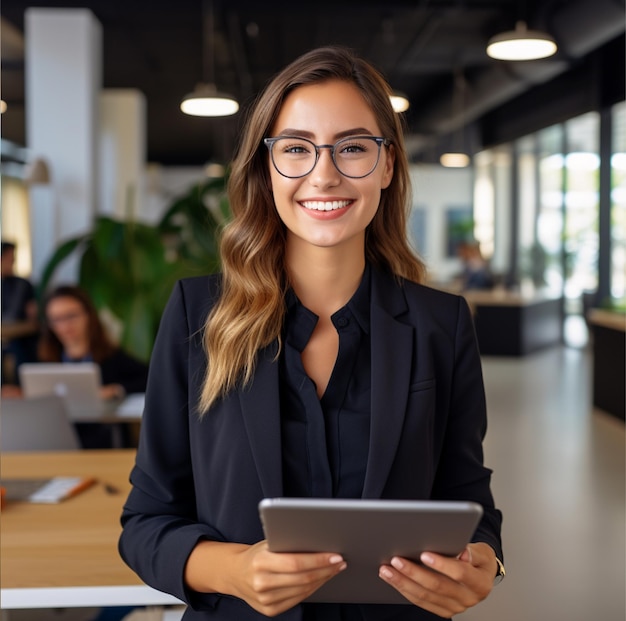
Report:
1,0,624,166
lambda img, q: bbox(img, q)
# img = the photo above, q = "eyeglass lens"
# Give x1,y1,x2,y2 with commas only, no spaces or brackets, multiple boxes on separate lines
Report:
268,136,384,178
48,311,86,326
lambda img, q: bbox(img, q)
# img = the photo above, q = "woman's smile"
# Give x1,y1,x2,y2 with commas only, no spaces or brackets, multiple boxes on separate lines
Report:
299,199,353,212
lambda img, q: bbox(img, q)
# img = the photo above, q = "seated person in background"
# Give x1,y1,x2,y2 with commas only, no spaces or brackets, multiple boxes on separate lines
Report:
38,285,149,448
457,241,494,291
38,285,148,398
1,240,39,384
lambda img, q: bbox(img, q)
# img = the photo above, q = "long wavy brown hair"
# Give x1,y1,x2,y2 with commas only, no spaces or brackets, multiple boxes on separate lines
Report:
200,46,426,413
38,285,116,363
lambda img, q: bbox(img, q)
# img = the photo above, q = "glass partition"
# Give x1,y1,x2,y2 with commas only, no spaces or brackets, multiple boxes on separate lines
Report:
612,101,626,306
563,112,600,312
537,124,566,296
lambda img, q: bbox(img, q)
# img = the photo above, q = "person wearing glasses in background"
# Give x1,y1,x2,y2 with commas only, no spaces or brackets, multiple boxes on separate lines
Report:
119,46,504,620
3,285,149,448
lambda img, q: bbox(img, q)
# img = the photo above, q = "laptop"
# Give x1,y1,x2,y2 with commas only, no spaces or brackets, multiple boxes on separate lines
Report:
18,362,120,419
0,394,81,451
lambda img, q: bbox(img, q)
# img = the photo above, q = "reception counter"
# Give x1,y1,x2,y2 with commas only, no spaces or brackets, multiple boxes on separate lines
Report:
430,283,563,356
587,309,625,422
462,289,563,356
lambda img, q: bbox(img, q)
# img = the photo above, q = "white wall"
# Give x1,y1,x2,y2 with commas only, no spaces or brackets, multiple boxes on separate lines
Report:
25,8,102,282
99,89,147,219
409,164,474,283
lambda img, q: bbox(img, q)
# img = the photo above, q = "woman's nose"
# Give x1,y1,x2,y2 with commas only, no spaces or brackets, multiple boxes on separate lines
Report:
308,148,341,188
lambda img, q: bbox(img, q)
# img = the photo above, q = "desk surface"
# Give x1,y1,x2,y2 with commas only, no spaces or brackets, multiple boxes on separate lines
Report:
587,308,626,332
1,449,181,609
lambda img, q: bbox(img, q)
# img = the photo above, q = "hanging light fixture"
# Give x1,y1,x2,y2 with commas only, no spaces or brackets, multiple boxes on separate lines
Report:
486,20,557,61
440,152,470,168
440,68,470,168
390,90,410,113
180,0,239,117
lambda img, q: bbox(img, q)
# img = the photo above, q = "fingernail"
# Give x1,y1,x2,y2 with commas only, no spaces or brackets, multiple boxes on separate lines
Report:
421,552,435,566
390,557,404,570
329,555,344,564
379,567,393,579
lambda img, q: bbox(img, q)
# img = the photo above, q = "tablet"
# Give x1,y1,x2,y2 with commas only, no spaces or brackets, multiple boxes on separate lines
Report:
259,497,483,604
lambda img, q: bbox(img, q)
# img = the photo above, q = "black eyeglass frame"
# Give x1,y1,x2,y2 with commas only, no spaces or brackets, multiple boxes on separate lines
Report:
263,135,391,179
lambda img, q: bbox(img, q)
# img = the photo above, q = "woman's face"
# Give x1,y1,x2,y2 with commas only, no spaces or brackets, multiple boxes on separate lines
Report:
267,79,394,255
45,296,90,348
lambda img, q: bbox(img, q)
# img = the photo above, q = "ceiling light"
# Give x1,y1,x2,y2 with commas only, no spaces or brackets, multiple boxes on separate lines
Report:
390,91,409,113
440,69,471,168
440,152,471,168
181,0,239,118
487,21,557,61
181,83,239,117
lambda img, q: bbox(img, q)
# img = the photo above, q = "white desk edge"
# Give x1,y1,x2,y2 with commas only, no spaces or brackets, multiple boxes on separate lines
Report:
0,585,183,609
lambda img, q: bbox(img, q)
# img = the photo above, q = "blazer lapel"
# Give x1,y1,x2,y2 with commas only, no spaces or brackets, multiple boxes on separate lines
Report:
238,343,284,499
362,269,414,498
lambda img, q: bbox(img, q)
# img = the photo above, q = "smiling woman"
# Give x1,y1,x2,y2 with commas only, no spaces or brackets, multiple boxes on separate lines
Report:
119,46,503,621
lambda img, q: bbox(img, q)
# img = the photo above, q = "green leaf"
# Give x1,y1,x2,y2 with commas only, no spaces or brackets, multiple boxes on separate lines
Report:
37,175,230,362
37,235,87,301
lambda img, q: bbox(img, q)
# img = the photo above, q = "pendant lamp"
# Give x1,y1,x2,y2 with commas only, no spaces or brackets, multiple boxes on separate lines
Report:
487,20,557,61
440,69,470,168
390,91,410,113
180,0,239,117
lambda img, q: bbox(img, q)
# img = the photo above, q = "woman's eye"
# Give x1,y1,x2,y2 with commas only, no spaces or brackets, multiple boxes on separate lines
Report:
340,141,368,155
283,143,311,155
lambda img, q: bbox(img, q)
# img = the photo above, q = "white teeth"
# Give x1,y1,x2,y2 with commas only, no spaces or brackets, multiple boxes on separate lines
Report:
301,200,351,212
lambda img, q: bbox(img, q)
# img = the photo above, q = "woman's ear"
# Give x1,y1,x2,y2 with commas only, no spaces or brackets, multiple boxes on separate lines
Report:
381,143,395,189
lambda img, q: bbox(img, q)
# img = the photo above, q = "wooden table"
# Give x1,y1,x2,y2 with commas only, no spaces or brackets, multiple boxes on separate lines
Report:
0,450,182,610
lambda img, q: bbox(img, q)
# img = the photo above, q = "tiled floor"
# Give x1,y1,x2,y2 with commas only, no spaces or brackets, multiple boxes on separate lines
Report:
4,345,625,621
463,345,625,621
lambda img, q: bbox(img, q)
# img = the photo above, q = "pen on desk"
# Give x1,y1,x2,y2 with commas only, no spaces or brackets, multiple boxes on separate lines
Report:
102,482,120,495
65,477,97,499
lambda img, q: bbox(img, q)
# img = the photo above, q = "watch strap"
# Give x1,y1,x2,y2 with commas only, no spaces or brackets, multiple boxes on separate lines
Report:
494,556,506,585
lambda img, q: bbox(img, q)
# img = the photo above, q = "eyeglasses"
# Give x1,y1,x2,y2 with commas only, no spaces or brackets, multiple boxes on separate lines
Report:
264,135,390,179
47,311,86,326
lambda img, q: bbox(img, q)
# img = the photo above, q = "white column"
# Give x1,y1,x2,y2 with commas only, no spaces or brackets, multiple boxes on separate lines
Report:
99,89,147,220
25,8,102,283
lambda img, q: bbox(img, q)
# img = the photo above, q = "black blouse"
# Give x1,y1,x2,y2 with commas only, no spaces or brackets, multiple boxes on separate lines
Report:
279,266,372,620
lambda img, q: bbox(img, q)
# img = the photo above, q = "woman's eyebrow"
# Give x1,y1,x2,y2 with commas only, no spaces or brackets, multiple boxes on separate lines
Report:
274,127,375,139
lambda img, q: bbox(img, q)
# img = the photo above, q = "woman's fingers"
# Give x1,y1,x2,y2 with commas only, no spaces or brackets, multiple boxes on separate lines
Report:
249,550,346,592
378,543,496,618
236,542,347,616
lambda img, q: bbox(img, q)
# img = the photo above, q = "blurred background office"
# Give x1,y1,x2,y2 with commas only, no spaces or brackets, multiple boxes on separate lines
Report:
0,1,624,620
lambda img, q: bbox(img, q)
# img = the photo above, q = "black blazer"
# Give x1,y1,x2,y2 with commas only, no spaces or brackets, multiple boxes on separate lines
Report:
119,268,502,621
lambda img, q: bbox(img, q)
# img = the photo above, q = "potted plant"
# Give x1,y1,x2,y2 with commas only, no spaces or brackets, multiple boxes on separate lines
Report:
38,175,229,362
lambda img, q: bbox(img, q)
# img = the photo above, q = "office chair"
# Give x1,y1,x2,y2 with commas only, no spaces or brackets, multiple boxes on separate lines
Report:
0,395,81,451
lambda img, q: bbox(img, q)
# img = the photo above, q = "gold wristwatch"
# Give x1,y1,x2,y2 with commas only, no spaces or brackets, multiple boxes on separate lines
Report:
494,557,506,585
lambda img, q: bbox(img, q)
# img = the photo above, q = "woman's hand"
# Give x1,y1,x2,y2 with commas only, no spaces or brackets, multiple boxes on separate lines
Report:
99,384,125,400
185,540,346,617
0,384,23,398
229,540,346,616
378,542,497,618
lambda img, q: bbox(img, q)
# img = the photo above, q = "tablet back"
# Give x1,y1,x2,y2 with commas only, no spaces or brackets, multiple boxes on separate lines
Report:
259,497,483,604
